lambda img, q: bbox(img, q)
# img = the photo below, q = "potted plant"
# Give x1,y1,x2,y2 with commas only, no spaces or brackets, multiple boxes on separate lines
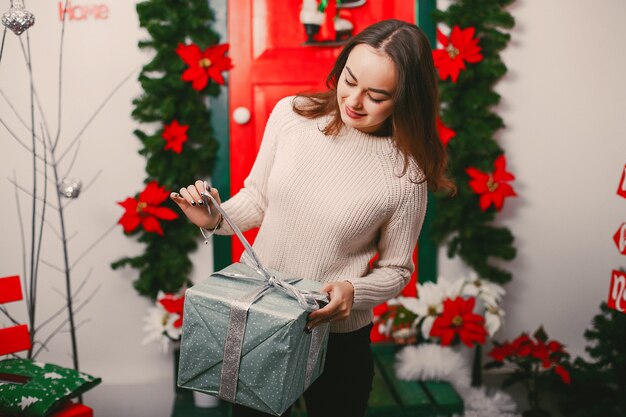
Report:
486,326,571,417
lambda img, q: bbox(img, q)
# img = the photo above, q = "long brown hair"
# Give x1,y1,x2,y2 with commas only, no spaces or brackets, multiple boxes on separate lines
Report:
293,19,455,193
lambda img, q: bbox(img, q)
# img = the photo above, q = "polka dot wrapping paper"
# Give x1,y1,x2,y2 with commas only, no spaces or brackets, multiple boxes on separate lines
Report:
177,262,329,416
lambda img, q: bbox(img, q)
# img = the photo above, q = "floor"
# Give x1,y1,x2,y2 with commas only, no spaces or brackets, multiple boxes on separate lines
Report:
79,371,561,417
82,380,175,417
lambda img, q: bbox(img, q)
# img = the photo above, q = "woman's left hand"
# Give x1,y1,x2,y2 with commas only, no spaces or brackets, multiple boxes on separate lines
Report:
307,281,354,330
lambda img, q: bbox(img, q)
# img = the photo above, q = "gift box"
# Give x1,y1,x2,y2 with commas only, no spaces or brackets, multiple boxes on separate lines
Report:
0,358,100,417
177,262,329,415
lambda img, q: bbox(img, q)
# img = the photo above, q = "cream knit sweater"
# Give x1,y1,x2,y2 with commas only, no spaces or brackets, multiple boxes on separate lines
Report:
216,96,427,333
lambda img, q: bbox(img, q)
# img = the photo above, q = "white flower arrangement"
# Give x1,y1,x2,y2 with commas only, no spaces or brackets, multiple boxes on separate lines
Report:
376,273,505,346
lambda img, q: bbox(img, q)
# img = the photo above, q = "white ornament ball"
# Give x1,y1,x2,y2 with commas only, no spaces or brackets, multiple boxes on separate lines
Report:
232,107,251,125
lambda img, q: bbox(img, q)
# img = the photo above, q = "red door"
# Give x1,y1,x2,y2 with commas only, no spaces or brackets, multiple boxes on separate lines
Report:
228,0,415,260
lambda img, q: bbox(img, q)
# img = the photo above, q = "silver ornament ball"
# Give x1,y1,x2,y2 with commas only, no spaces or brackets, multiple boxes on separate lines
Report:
2,0,35,36
58,179,82,199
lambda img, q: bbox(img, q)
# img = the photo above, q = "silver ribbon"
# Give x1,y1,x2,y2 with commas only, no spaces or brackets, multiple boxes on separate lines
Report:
305,321,328,388
200,191,328,402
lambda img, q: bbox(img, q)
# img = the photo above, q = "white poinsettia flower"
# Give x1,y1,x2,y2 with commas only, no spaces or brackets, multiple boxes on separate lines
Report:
399,282,444,318
387,298,401,307
142,306,179,353
438,276,465,299
164,320,182,340
484,304,505,336
461,272,505,307
420,316,437,340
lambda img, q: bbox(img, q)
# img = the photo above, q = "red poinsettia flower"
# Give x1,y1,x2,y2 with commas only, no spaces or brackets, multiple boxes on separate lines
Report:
436,116,456,147
547,340,566,354
532,340,553,368
487,329,572,396
429,297,488,347
432,26,483,82
159,293,185,328
466,154,517,211
511,333,534,357
162,120,189,154
553,364,571,384
117,181,178,236
488,342,515,362
176,42,233,90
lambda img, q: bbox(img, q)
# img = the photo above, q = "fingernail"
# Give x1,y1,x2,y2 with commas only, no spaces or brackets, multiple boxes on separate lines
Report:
191,201,196,206
204,181,211,192
173,193,179,198
198,200,204,206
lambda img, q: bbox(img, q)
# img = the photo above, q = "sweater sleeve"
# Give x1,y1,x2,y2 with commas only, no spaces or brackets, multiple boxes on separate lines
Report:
346,181,428,310
215,97,291,235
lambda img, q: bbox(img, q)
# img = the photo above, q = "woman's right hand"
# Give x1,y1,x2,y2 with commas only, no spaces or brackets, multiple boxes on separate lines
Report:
170,180,222,229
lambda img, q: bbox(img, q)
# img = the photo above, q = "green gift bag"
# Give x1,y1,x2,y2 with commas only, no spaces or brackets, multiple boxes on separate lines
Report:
177,191,329,416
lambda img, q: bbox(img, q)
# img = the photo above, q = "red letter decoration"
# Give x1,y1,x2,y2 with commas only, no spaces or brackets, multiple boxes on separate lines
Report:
618,164,626,199
614,223,626,256
0,325,31,355
608,270,626,313
0,275,22,304
0,275,32,355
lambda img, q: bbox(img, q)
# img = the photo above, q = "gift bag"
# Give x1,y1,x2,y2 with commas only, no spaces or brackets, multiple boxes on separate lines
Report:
177,191,330,416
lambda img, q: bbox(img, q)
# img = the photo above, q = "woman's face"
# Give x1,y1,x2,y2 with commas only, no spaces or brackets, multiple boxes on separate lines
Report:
336,43,397,135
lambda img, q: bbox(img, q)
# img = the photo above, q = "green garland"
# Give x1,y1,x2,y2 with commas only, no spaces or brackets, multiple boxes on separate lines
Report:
431,0,517,284
111,0,222,298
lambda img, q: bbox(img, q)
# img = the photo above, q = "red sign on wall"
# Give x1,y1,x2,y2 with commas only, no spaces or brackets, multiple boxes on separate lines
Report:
614,223,626,255
0,275,31,355
608,270,626,313
58,1,109,21
618,164,626,199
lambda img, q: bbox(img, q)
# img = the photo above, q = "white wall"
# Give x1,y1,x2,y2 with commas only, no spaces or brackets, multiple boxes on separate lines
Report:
0,1,213,411
0,0,625,414
438,0,626,359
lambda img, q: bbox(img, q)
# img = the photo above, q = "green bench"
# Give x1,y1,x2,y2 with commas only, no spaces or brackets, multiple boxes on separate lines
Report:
172,344,464,417
364,344,464,417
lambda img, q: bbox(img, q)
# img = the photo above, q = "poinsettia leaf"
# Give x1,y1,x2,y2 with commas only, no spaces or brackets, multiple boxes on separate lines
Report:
534,326,549,343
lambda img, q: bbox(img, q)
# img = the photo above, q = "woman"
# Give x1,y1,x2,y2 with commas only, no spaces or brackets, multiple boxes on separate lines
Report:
171,19,453,417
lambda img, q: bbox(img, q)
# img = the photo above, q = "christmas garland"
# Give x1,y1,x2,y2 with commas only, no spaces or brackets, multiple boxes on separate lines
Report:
431,0,517,284
111,0,232,298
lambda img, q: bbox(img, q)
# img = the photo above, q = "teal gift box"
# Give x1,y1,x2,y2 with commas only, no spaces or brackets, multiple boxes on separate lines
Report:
176,191,329,416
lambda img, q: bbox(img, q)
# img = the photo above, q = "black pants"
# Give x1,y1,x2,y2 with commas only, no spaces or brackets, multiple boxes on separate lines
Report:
232,323,375,417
